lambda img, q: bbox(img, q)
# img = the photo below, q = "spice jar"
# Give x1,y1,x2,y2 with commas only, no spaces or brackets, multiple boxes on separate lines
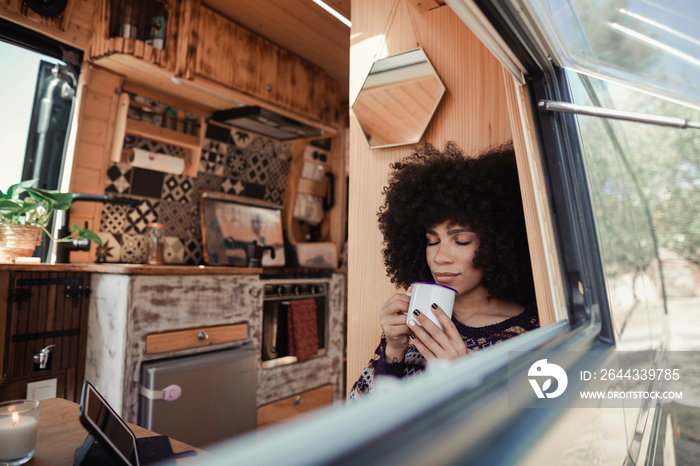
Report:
175,111,186,133
145,222,165,265
163,107,176,130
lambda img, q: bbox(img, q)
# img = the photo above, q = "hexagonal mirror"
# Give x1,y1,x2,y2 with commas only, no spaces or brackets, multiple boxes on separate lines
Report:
352,48,446,149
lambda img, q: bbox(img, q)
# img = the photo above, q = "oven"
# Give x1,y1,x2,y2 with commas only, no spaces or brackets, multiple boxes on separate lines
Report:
261,278,329,368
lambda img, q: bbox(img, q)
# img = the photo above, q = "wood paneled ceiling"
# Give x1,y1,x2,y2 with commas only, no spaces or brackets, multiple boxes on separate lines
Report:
201,0,351,103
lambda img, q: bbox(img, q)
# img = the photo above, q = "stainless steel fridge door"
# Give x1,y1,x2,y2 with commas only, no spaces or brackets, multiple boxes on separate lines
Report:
138,344,258,448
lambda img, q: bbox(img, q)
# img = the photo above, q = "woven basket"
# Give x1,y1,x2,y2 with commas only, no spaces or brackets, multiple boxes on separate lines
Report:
0,224,43,263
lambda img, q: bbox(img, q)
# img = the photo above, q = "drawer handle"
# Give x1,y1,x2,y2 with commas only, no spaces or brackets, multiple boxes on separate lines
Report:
295,396,302,405
197,331,209,341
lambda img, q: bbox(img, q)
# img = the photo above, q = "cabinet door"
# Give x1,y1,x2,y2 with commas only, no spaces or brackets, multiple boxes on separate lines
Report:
196,7,274,99
256,384,333,428
0,272,90,402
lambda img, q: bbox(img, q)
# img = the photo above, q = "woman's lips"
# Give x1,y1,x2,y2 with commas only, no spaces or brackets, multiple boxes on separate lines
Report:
434,273,458,284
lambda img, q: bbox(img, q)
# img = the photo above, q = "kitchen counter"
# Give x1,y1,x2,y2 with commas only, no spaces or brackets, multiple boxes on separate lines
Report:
0,263,262,274
84,271,346,425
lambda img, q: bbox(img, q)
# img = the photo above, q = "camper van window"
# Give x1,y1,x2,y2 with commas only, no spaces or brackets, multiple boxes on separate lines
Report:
565,70,700,350
527,0,700,110
0,19,82,193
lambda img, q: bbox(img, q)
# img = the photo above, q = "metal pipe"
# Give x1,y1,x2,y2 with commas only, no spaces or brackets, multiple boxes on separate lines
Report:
538,99,700,130
55,194,141,263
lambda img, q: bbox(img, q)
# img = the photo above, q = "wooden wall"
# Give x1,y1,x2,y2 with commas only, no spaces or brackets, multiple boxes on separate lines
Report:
66,65,124,262
346,0,512,393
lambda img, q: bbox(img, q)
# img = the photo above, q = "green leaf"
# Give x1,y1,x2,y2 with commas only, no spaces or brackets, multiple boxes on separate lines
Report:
24,188,58,208
7,179,38,198
70,223,103,246
0,199,23,213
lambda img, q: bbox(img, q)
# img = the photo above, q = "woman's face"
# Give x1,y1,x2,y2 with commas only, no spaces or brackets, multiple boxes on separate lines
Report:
425,221,484,297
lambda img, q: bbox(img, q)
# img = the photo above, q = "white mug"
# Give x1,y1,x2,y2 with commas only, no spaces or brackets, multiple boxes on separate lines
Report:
406,282,457,331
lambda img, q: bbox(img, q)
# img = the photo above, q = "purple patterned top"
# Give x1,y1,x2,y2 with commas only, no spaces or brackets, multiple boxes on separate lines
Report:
347,306,540,401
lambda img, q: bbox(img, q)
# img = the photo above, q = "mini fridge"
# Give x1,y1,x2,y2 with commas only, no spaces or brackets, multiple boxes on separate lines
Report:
138,344,258,448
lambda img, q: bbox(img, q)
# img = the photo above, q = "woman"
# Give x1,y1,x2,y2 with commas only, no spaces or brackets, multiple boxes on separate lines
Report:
348,141,539,400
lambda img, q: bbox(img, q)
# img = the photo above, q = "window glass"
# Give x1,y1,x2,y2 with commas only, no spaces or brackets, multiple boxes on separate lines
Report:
567,69,700,351
530,0,700,109
0,39,73,192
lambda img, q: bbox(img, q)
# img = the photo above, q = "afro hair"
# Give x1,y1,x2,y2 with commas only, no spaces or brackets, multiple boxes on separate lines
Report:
377,141,536,306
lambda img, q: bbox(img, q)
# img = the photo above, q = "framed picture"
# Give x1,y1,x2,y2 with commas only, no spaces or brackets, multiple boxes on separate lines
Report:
200,191,285,267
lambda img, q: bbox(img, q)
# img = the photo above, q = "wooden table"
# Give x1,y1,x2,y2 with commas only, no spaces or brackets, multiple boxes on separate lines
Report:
33,398,204,465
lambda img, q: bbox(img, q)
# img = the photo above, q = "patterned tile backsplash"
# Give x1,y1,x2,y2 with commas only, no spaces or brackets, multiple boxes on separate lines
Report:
95,123,292,265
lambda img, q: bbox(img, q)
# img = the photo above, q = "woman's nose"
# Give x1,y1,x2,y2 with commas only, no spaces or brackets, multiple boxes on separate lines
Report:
433,243,453,263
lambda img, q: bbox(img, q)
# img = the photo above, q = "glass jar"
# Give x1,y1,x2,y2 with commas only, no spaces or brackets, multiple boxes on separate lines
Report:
175,111,186,133
145,222,165,265
163,107,176,130
141,107,155,125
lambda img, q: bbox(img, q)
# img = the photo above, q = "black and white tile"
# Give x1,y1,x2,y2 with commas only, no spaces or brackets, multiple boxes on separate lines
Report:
232,130,253,148
163,237,185,264
265,185,286,205
95,233,122,263
158,200,199,239
100,203,130,234
224,146,247,178
182,237,203,265
193,172,223,196
221,178,245,196
121,233,147,264
96,121,294,264
162,174,195,204
245,153,270,185
199,140,227,176
125,200,159,234
105,164,133,194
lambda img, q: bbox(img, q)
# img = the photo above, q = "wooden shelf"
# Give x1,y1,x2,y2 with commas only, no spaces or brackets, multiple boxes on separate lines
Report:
125,118,201,149
111,91,203,178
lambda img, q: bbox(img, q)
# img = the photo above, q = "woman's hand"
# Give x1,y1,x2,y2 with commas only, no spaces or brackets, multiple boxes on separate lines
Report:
379,291,412,363
408,304,467,362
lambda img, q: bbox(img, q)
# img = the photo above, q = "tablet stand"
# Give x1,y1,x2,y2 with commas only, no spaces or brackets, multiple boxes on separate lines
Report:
74,433,186,465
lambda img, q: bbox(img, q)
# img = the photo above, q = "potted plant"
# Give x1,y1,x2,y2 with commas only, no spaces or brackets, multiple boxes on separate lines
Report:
0,179,102,262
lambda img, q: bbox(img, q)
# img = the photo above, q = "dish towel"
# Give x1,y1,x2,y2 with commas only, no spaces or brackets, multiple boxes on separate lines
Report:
287,299,319,362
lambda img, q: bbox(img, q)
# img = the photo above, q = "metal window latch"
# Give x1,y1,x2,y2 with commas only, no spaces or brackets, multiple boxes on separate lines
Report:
33,344,55,370
538,99,700,130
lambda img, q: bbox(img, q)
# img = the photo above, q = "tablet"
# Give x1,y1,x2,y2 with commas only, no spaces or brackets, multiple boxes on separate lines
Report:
79,380,140,466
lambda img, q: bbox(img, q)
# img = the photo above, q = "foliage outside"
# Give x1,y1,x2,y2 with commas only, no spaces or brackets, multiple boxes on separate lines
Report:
0,179,103,246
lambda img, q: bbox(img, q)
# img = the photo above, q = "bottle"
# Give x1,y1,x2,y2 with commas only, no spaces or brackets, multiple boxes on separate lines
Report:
163,107,176,130
119,3,137,39
141,107,154,124
152,104,164,127
175,110,186,133
145,222,165,265
147,0,167,50
184,113,199,135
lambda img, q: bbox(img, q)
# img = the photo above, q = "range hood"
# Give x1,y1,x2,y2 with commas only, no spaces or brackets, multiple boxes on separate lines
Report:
210,106,324,141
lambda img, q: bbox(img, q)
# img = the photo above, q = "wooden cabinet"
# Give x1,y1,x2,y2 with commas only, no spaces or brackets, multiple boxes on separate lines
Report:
194,6,339,124
0,271,91,402
88,0,340,127
256,384,332,428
